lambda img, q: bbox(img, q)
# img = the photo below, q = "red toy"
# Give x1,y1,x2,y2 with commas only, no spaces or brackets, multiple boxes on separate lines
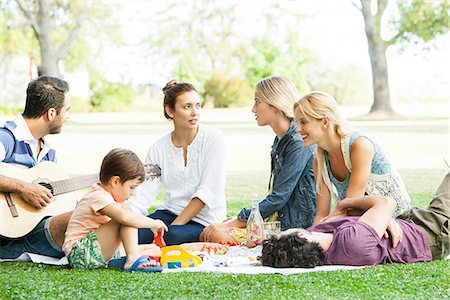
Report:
154,232,166,247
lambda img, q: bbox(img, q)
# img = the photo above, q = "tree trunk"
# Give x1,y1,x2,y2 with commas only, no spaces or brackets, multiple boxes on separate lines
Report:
16,0,88,77
37,40,60,77
36,0,60,77
366,37,393,113
360,0,396,117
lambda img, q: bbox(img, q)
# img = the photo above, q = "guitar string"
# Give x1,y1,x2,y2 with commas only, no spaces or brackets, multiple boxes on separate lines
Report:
50,174,159,193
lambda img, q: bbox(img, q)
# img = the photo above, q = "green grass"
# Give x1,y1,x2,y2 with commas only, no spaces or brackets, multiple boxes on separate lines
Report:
1,169,448,300
1,114,448,299
1,260,449,299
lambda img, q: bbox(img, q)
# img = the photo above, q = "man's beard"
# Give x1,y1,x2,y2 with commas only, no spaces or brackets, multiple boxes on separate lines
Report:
48,122,62,134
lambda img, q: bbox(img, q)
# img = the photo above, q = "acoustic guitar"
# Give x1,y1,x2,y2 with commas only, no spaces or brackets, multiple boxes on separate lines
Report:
0,161,161,238
0,161,98,238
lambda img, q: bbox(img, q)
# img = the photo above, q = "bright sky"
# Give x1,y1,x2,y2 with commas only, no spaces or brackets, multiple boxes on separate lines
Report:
97,0,449,102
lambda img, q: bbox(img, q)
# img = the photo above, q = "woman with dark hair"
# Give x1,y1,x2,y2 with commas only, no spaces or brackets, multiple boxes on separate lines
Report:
128,80,227,245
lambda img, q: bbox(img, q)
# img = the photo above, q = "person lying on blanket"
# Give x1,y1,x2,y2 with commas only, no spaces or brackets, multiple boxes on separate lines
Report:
261,171,450,267
62,148,167,272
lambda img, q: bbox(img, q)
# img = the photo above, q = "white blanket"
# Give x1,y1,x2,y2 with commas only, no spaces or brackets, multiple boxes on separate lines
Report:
162,260,362,275
0,253,68,265
0,251,361,275
163,245,363,275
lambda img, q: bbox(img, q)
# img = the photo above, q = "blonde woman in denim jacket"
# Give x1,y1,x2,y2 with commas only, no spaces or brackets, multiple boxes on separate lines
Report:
200,76,316,246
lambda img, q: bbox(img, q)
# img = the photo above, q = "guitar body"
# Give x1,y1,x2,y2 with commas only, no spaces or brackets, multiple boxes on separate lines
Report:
0,162,88,238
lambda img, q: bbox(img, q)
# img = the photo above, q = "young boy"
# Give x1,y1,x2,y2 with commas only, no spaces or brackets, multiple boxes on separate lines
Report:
62,148,167,272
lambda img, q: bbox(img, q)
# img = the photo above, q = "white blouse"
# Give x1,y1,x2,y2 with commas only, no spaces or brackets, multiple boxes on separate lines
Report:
128,125,227,226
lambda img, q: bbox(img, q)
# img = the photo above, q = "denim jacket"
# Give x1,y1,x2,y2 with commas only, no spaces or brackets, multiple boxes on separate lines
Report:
238,121,316,230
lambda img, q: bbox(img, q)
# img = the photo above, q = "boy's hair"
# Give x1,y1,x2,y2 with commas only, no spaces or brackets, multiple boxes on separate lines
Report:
99,148,145,184
23,76,69,118
260,235,325,268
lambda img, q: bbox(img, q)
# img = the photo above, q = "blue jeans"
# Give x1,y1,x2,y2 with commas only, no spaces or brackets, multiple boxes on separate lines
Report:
138,210,204,245
0,217,65,259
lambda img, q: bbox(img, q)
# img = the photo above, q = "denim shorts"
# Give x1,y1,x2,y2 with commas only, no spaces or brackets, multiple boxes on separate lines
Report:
0,217,65,259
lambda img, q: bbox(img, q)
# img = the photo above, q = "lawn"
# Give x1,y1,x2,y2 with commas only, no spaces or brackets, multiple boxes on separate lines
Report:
1,260,449,299
1,108,449,299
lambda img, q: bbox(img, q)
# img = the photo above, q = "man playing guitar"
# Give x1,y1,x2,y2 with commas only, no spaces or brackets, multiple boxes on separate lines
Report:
0,76,72,259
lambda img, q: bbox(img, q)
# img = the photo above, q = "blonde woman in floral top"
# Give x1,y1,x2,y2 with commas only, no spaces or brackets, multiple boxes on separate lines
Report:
294,92,410,228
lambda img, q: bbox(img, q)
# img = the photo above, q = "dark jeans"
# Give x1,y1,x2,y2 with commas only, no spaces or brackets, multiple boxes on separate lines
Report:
138,210,205,246
0,217,65,259
398,171,450,259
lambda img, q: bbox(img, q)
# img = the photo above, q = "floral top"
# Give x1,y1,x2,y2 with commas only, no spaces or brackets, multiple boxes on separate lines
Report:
323,132,411,216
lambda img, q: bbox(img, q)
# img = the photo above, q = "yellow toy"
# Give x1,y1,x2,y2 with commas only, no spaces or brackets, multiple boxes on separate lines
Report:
160,245,202,269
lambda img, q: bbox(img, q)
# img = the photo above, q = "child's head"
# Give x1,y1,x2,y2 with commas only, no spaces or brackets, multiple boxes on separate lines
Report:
260,234,325,268
99,148,145,202
254,76,298,120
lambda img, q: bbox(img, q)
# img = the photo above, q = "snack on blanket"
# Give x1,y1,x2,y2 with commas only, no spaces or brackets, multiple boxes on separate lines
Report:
180,242,230,255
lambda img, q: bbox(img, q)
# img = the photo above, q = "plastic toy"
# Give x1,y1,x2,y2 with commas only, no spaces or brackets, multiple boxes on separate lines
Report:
160,245,202,269
154,232,166,247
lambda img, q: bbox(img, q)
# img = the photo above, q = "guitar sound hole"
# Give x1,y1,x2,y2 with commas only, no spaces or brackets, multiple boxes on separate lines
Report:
40,183,54,195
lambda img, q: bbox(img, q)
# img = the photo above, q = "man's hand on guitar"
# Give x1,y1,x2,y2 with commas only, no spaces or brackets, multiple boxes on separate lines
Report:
19,182,53,208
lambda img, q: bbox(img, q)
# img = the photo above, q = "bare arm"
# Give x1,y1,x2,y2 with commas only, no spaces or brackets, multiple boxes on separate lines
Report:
100,203,167,235
313,158,331,224
346,137,375,198
0,174,52,208
171,197,205,225
322,137,375,221
200,217,246,243
338,195,396,238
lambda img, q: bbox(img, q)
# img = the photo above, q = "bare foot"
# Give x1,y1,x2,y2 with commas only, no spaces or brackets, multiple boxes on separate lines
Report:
123,255,159,270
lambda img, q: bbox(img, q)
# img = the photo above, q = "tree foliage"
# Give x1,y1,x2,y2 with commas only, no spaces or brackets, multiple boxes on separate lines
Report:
2,0,118,77
242,33,310,93
12,0,90,76
394,0,449,44
149,1,312,107
88,67,136,111
203,72,253,108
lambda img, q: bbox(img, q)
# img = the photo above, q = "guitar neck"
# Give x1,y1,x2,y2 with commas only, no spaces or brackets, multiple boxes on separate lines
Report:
48,174,99,195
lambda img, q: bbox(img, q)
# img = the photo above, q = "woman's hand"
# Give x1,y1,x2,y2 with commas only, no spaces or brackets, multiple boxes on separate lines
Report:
320,206,348,223
200,223,229,242
384,218,403,248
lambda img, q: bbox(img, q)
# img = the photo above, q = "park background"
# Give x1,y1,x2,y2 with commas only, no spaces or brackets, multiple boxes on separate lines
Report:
0,0,449,299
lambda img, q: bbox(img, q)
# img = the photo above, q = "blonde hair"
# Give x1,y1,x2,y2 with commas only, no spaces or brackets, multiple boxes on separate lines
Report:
293,91,353,193
255,76,298,120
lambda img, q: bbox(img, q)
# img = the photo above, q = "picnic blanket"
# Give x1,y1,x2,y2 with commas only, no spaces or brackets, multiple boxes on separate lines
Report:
161,245,363,275
0,245,362,275
162,259,362,275
0,253,68,265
